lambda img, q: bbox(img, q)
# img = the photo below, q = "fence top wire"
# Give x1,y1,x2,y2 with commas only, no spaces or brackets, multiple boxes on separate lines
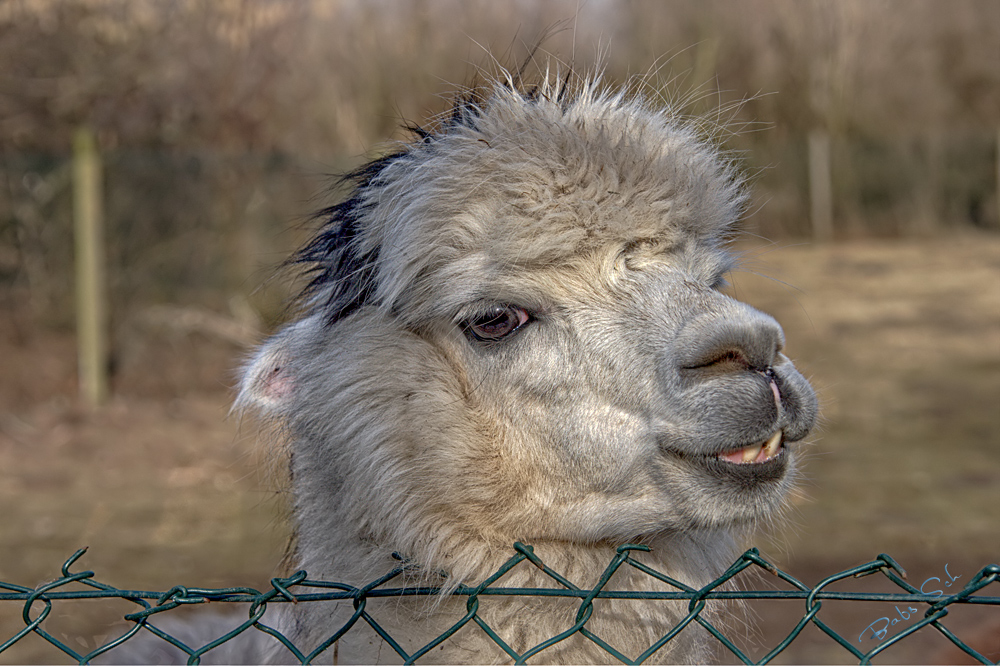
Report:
1,544,998,665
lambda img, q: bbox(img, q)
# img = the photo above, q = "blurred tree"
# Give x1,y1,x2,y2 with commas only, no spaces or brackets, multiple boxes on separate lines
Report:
0,0,997,336
2,0,995,157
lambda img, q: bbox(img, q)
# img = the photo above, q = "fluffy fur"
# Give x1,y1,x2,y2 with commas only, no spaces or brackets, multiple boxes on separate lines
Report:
122,68,819,664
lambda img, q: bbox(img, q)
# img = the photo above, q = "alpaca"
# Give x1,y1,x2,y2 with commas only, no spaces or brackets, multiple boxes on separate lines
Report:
119,67,818,664
232,68,819,663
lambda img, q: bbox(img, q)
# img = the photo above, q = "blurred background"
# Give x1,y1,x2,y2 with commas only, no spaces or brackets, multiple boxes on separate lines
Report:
1,0,997,663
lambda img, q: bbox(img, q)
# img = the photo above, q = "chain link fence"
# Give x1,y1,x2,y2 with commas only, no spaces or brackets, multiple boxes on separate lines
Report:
2,543,998,664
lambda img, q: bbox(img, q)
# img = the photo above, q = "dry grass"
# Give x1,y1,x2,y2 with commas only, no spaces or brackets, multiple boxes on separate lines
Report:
728,234,999,566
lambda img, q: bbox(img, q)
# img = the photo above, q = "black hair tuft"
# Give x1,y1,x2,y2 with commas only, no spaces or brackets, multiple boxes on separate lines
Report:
294,152,406,325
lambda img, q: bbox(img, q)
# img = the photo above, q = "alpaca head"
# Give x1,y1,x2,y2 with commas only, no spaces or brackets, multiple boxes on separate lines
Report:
239,73,818,578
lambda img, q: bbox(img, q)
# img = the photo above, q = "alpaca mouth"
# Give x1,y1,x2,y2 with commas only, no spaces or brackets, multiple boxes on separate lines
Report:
716,431,784,465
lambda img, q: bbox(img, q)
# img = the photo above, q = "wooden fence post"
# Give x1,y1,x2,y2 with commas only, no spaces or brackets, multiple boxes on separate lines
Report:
73,127,108,407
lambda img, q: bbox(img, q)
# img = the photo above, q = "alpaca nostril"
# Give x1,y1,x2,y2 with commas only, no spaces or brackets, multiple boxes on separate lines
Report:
683,350,767,377
688,349,751,371
679,313,784,374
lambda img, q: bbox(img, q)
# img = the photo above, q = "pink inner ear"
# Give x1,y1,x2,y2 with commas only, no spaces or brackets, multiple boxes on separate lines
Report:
240,345,296,411
262,364,294,404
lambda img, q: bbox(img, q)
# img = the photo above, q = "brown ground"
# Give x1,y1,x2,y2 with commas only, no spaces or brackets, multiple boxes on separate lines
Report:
1,235,998,664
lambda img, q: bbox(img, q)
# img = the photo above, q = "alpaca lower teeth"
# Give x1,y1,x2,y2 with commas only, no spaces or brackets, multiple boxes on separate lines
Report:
717,431,783,465
762,431,782,458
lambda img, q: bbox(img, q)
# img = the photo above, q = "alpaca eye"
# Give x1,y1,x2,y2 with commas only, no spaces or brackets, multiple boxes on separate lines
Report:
464,306,530,342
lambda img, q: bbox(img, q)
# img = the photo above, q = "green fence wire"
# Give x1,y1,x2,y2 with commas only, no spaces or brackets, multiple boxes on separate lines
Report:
2,544,997,665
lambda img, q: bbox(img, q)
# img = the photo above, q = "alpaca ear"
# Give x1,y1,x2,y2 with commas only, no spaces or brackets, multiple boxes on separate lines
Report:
237,336,294,414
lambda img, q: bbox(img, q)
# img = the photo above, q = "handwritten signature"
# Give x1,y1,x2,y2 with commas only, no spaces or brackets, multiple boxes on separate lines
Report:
858,564,962,643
